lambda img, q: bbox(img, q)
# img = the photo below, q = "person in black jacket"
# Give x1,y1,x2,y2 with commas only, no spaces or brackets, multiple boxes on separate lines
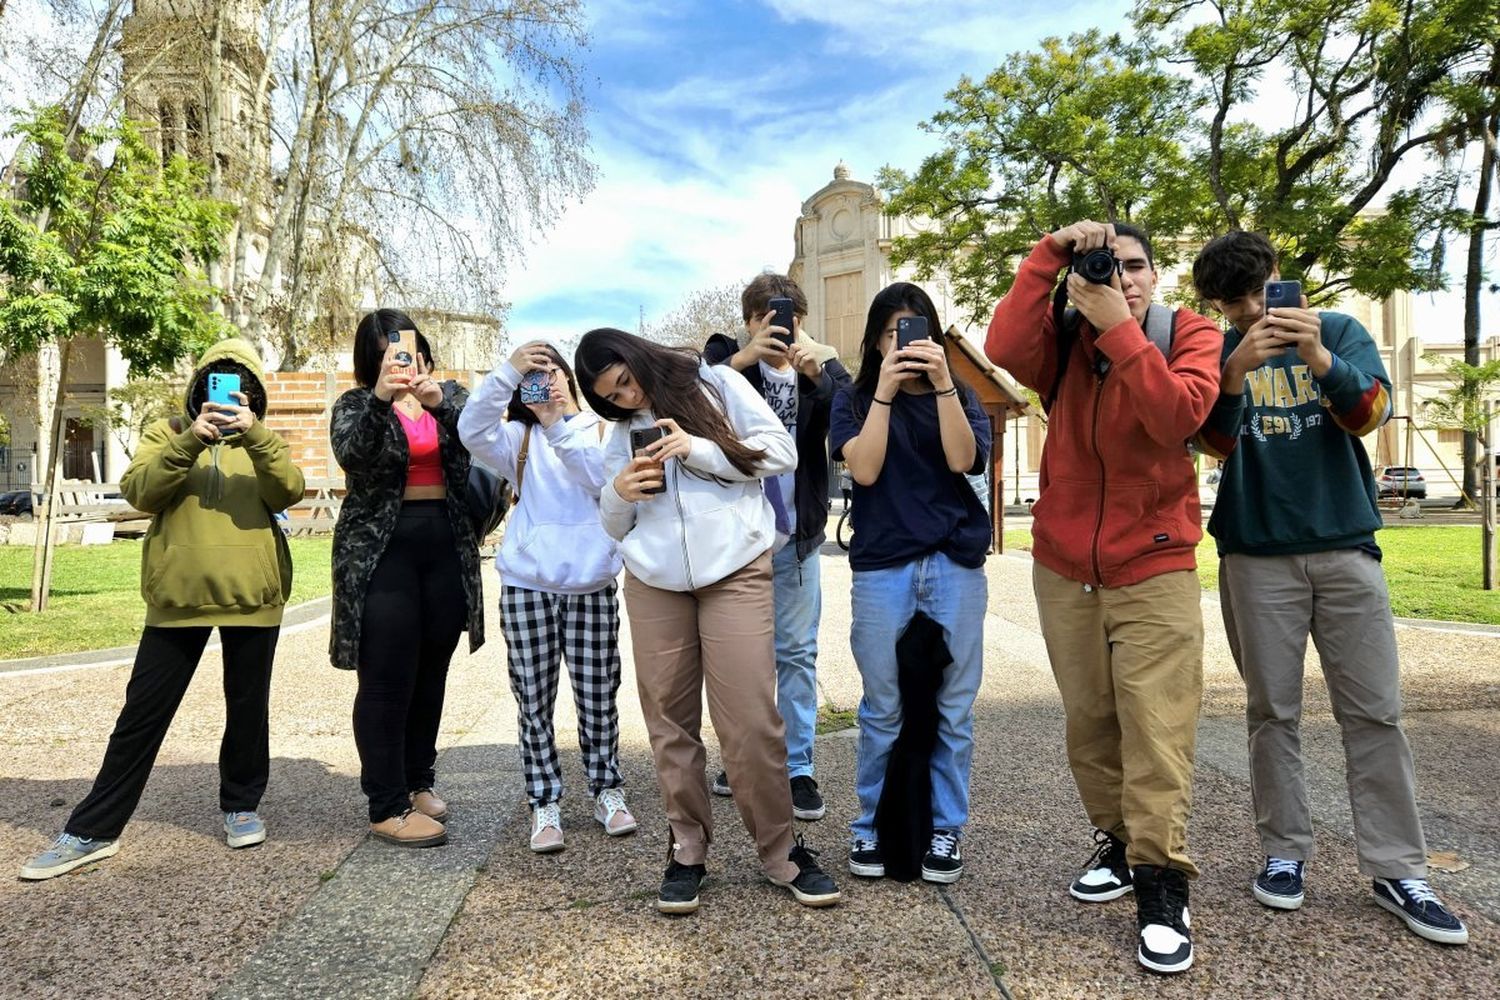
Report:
702,273,852,821
330,309,485,848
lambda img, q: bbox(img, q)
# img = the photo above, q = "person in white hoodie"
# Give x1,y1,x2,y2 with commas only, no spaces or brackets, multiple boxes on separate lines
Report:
458,341,637,853
573,327,841,916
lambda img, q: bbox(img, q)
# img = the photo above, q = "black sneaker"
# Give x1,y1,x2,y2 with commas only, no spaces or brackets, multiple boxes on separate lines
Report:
658,858,706,915
770,835,841,907
1252,857,1305,910
710,770,731,797
790,775,825,821
848,838,884,878
921,829,964,884
1134,865,1193,974
1373,877,1469,945
1069,828,1133,902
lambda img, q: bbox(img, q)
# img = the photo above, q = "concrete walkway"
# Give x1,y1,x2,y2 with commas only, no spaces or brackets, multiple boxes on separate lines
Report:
2,547,1498,998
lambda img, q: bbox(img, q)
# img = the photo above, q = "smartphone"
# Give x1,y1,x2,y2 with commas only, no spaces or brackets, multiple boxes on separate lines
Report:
767,296,795,347
897,316,930,350
629,427,666,495
387,328,416,371
206,372,242,436
1264,280,1301,311
519,369,551,405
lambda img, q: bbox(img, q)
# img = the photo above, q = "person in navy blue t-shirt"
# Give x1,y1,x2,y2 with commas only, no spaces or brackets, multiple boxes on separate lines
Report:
829,281,992,885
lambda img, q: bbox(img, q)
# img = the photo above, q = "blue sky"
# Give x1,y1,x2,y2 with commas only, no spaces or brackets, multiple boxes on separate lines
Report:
503,0,1484,354
503,0,1136,350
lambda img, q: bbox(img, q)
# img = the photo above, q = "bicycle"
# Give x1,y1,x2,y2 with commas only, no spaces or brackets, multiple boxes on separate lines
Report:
835,471,853,551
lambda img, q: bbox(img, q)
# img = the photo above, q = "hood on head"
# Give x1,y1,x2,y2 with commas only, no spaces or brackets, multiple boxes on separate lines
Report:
185,337,269,420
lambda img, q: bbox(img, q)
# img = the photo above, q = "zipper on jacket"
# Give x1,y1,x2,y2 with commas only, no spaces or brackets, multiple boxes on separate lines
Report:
1089,372,1107,587
669,461,696,591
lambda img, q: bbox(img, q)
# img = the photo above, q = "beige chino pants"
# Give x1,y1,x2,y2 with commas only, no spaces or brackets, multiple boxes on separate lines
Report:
623,552,799,883
1034,561,1205,875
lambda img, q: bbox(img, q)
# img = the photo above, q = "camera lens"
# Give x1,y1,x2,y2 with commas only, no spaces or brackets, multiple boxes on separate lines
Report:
1073,248,1118,284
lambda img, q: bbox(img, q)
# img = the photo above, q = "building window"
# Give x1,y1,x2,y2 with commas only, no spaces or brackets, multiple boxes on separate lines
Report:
185,102,203,158
1437,428,1463,444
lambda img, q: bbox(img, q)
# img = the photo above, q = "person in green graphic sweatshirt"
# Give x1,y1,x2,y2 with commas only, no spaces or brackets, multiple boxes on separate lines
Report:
1192,230,1468,946
19,338,305,882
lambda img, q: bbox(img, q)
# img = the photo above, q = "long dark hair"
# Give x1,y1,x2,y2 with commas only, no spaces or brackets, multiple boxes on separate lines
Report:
506,343,581,426
353,309,434,389
851,282,972,410
574,328,766,478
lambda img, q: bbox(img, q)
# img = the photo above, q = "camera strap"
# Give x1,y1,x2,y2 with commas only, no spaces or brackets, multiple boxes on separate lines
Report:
1043,292,1177,412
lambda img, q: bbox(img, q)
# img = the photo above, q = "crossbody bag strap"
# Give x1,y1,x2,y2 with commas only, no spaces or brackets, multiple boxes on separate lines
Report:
514,424,533,499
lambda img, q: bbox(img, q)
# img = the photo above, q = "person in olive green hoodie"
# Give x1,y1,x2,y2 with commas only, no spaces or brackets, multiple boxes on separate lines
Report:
19,339,305,881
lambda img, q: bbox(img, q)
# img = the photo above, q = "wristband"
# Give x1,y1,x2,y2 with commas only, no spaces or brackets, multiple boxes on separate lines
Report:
872,396,894,406
935,386,958,397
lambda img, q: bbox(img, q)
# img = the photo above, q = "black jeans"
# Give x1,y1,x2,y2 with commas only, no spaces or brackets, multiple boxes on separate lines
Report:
67,625,279,841
354,500,467,822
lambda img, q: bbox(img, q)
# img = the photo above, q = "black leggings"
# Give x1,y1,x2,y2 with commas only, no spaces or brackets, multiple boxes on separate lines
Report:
354,500,467,822
67,625,279,841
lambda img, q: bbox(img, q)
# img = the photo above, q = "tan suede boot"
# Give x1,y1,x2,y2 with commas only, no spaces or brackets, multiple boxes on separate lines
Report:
370,809,447,848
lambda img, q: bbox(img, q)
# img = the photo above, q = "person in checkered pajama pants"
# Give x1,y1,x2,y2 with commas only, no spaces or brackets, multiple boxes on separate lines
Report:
501,585,626,808
458,340,636,852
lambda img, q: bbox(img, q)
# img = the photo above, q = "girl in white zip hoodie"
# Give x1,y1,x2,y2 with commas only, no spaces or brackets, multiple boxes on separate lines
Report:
457,341,636,853
574,327,841,916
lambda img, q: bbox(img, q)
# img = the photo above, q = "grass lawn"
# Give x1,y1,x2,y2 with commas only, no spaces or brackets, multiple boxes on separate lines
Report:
1001,526,1500,626
0,537,333,659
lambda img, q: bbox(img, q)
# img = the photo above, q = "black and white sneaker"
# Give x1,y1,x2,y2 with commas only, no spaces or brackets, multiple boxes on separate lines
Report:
790,775,825,821
921,829,964,884
1373,877,1469,945
1069,828,1133,902
770,835,841,907
848,837,885,878
710,770,731,797
658,858,706,915
1252,857,1305,910
1134,865,1193,974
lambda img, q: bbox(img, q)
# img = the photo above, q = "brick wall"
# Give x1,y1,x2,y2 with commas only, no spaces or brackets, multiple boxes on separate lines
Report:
262,370,473,484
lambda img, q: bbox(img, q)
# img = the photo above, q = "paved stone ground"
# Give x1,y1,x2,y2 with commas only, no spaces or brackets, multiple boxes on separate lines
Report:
3,536,1499,999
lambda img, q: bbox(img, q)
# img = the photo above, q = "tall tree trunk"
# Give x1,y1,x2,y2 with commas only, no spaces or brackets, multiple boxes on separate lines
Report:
29,338,74,612
1462,81,1499,504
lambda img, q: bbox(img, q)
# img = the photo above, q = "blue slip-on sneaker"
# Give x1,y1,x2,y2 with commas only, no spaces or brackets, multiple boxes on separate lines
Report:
19,832,120,880
224,811,267,849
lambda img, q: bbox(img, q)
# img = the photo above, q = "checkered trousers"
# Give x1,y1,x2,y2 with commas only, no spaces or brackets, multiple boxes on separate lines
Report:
499,583,625,807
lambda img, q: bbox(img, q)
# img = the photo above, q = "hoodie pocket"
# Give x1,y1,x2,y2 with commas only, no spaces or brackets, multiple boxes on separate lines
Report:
146,543,280,609
1030,477,1097,565
1095,482,1163,576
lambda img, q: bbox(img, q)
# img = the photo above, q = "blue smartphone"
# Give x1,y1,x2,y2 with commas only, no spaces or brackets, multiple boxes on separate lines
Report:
519,369,551,405
206,372,241,435
768,296,795,347
1264,279,1301,311
897,315,929,349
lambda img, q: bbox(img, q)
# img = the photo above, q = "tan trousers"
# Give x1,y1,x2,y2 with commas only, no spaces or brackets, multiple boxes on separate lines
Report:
1033,561,1204,876
623,552,798,882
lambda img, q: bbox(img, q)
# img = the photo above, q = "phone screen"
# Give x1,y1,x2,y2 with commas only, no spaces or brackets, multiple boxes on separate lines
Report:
768,297,795,347
630,428,666,494
897,316,929,350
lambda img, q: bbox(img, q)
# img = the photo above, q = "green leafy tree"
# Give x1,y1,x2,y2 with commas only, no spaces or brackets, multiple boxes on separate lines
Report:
879,30,1203,326
0,105,234,610
77,375,188,460
881,2,1500,325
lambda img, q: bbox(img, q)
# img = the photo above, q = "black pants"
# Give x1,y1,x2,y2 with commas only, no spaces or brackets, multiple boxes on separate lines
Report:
67,625,279,841
354,500,467,822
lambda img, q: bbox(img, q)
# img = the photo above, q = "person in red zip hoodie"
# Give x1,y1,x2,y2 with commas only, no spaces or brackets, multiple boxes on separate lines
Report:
986,220,1221,975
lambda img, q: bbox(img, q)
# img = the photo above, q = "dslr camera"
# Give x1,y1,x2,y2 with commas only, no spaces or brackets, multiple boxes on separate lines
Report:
1071,247,1120,285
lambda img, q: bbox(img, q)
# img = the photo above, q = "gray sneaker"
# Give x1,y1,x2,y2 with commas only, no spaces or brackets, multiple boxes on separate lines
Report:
19,832,120,880
224,811,267,849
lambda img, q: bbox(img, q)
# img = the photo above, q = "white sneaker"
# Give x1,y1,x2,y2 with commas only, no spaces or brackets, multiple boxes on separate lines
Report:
530,802,564,853
593,788,637,837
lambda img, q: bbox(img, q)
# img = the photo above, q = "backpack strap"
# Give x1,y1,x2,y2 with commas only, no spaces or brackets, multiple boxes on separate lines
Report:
514,425,532,500
1051,302,1179,396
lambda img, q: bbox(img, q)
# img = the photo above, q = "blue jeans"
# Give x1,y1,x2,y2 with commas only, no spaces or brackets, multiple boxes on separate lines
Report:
773,542,822,779
849,552,987,842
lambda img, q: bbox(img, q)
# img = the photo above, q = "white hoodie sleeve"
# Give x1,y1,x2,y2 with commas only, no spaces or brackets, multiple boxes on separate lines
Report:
597,421,637,541
457,361,524,479
682,366,797,482
543,413,609,497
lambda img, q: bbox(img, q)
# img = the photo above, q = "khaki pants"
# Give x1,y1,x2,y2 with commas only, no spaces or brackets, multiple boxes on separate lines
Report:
1220,550,1426,878
1033,561,1204,875
623,553,798,883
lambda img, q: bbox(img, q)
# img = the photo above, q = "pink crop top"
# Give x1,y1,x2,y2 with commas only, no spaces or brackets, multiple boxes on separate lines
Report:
396,408,444,487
